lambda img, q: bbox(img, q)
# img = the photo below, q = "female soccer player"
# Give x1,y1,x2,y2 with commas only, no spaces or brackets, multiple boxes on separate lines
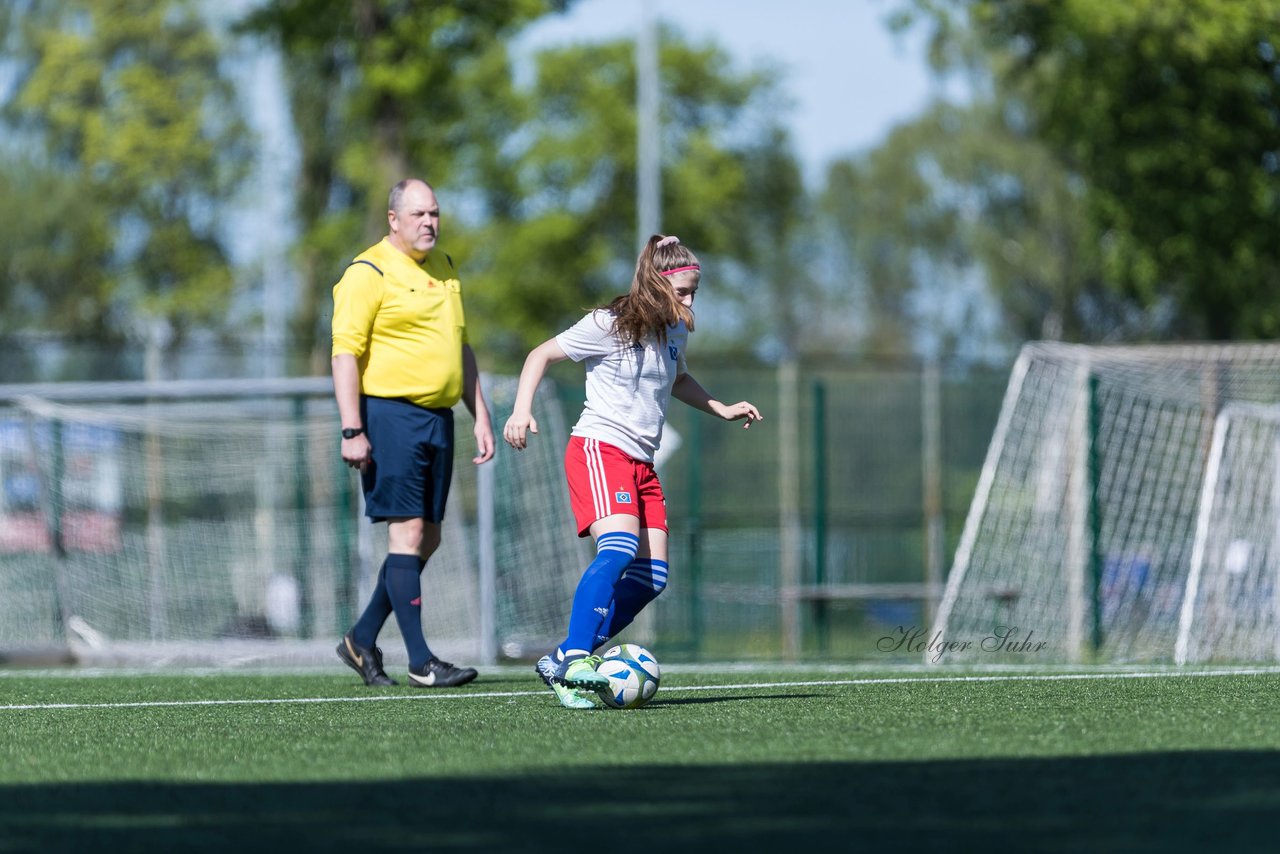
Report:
502,234,763,708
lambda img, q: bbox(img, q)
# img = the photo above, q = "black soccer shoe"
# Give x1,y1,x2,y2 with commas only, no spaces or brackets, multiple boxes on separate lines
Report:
337,632,398,686
408,657,479,688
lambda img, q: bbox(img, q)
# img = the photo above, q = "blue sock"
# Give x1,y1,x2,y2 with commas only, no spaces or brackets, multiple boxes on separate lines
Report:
351,558,392,649
597,558,668,648
561,532,640,659
385,553,432,669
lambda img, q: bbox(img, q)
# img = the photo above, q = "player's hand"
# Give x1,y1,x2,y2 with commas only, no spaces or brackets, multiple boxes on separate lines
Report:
503,413,538,450
473,420,495,465
341,434,373,471
717,401,763,429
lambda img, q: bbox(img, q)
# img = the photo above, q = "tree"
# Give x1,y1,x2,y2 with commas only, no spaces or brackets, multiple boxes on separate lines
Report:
820,100,1141,358
243,5,816,367
239,0,572,371
0,157,113,339
449,32,826,365
3,0,250,362
902,0,1280,340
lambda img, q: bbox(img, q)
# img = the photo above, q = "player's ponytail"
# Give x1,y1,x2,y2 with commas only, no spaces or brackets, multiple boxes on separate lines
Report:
607,234,699,346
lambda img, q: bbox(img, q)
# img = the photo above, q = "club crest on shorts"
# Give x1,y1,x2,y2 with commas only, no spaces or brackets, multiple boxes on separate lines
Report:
614,491,633,504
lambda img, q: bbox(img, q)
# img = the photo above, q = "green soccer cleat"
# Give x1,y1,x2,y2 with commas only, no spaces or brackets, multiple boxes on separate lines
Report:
551,680,597,709
532,655,591,706
558,654,608,691
536,654,595,709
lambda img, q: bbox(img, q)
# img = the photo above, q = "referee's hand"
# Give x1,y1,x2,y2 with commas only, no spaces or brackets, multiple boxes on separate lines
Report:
341,434,372,471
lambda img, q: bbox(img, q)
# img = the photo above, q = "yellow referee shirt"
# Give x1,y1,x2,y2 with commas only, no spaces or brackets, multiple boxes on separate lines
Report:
331,238,467,410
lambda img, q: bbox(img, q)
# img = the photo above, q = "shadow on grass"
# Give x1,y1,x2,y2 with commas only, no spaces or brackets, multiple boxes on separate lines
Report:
2,751,1277,852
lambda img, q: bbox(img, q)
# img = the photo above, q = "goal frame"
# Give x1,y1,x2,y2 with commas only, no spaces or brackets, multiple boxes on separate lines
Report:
932,341,1280,665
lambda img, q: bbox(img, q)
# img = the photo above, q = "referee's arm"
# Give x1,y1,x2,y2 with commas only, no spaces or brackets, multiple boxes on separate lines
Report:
462,343,495,464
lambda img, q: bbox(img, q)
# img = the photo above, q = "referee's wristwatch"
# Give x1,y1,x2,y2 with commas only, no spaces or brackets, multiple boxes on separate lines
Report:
341,426,365,440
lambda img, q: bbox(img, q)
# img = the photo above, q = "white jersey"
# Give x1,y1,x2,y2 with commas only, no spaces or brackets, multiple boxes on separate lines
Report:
555,308,688,463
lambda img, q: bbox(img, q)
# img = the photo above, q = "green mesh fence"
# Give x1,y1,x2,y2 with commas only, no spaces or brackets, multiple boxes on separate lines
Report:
0,360,1009,665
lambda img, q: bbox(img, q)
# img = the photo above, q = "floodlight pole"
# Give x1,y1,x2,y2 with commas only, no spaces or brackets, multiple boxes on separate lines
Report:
636,0,660,247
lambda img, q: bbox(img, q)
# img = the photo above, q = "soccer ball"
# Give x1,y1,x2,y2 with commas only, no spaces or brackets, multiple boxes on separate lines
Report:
596,643,661,709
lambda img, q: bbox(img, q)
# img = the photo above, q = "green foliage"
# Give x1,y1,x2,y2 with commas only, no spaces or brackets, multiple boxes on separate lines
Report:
821,100,1133,352
458,33,805,363
0,160,113,337
245,3,809,367
3,0,249,345
904,0,1280,340
240,0,571,368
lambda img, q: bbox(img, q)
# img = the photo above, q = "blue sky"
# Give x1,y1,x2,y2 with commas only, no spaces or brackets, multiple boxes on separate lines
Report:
516,0,944,182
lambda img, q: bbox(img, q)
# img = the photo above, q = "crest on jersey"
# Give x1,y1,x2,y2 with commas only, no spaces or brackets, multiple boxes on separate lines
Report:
668,345,679,361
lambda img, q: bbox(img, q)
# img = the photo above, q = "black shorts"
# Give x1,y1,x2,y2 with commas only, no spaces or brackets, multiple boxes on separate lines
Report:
359,396,454,523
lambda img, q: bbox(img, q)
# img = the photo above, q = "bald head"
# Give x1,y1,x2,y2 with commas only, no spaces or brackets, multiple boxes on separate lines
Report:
386,179,439,262
388,178,434,215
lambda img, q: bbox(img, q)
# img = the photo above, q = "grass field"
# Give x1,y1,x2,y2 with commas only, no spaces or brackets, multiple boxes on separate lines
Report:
2,664,1279,852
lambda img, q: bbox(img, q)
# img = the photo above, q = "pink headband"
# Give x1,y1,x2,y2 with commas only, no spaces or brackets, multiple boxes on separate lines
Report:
660,265,700,277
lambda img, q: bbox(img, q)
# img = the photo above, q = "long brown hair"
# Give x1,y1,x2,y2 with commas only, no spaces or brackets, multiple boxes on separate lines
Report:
606,234,699,346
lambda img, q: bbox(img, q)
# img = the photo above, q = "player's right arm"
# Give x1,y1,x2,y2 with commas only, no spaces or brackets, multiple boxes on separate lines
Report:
503,337,569,450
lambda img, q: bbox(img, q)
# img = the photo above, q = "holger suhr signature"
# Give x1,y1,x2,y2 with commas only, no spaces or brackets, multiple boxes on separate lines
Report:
878,625,1048,663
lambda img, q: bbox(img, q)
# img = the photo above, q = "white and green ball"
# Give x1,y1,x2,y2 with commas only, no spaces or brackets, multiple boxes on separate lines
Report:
596,643,661,709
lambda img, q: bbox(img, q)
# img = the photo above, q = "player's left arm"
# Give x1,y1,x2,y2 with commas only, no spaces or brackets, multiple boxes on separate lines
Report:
461,343,495,464
672,372,763,429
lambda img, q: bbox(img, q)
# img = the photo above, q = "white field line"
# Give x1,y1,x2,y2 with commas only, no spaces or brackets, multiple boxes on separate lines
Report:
2,667,1278,712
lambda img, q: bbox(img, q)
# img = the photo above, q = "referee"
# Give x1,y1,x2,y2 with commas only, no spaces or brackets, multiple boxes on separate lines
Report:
331,178,494,688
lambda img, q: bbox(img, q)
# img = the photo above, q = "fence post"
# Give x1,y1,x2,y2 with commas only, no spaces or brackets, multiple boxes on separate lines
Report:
687,414,704,657
477,441,497,666
813,379,828,653
779,359,802,659
1088,373,1104,655
336,461,356,632
922,358,944,626
292,395,312,637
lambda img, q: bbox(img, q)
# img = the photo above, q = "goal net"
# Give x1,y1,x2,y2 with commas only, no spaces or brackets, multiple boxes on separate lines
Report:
933,342,1280,665
0,376,588,669
1175,403,1280,664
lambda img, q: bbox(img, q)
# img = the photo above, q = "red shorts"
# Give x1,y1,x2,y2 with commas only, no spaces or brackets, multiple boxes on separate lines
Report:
564,437,668,537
